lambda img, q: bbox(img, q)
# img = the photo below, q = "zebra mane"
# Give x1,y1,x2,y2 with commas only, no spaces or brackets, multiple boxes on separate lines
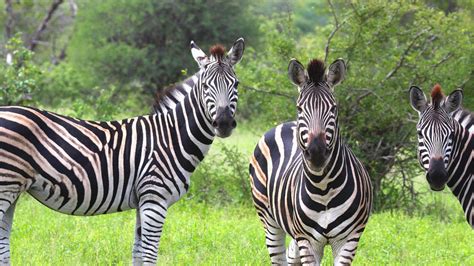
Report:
210,44,226,61
307,59,326,83
152,74,197,114
431,84,444,108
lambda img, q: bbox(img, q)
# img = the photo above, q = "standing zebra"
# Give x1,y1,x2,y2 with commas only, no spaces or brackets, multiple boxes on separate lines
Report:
250,58,372,265
0,38,244,265
409,85,473,228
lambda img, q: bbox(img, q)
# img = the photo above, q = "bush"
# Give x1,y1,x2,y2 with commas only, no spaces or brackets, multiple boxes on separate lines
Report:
0,34,41,105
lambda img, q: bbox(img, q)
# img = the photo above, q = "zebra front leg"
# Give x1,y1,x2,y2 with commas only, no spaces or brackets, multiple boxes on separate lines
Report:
296,238,323,266
260,216,287,265
0,200,17,266
331,237,361,266
132,209,143,265
138,198,168,265
287,239,301,265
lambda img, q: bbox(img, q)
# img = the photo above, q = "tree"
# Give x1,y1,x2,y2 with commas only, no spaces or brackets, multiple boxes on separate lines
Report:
67,0,258,95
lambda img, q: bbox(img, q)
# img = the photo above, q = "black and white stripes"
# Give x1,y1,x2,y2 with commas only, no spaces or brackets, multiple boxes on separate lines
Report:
250,58,372,265
409,85,473,228
0,38,244,265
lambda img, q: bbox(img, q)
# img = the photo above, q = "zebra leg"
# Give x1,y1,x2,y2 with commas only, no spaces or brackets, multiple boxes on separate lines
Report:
262,220,287,265
331,237,360,266
138,198,167,265
296,239,323,266
287,239,301,265
0,200,17,265
132,209,143,265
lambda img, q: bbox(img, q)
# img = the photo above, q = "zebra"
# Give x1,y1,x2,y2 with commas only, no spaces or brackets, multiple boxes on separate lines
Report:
250,58,372,265
0,38,245,265
409,84,473,228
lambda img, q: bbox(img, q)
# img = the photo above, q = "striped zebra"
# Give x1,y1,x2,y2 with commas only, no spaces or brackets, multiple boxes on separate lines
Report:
0,38,244,265
250,58,372,265
409,84,473,228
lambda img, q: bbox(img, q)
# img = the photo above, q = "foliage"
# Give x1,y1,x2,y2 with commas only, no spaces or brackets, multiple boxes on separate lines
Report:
0,34,41,105
67,0,259,94
11,195,474,264
188,143,251,205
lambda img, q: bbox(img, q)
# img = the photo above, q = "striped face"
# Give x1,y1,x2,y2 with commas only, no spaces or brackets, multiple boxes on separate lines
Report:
409,86,463,191
288,58,346,173
296,84,338,170
191,38,245,138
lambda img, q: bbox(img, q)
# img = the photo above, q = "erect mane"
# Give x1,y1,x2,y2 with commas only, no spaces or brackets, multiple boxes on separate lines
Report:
153,84,175,110
431,83,444,108
210,44,226,61
152,75,196,114
307,59,326,83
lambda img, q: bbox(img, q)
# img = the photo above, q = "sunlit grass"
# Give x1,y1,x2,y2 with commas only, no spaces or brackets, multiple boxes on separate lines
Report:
10,195,474,265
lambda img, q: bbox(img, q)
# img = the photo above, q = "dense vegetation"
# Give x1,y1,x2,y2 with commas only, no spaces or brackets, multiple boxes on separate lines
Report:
0,0,472,263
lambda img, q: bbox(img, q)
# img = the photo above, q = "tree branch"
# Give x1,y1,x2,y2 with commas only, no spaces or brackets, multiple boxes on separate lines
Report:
5,0,14,39
28,0,64,51
324,0,345,64
382,28,430,83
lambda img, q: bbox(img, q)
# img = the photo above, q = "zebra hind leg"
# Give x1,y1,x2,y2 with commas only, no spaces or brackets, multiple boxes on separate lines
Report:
0,200,17,266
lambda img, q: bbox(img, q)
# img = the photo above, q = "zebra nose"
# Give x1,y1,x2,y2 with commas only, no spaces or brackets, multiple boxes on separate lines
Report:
426,156,448,191
304,132,328,168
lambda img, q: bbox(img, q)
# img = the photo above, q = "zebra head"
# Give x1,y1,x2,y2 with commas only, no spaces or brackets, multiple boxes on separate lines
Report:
288,58,346,173
190,38,245,138
409,84,463,191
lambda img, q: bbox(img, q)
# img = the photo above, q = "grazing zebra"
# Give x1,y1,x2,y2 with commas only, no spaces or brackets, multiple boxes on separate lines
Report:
409,84,473,228
250,58,372,265
0,38,245,265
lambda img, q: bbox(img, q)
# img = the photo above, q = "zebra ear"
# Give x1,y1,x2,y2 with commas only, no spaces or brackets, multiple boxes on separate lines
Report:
227,37,245,66
444,89,463,114
288,59,307,88
190,40,209,68
409,86,427,113
327,58,346,87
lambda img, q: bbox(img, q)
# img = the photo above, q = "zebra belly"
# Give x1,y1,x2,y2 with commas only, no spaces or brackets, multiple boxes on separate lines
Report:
27,175,137,216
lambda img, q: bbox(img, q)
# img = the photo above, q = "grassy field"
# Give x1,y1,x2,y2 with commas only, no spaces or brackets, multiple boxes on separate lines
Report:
8,126,474,265
10,196,474,265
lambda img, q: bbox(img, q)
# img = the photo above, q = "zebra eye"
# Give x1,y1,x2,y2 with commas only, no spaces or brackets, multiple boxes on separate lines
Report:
296,106,303,113
417,130,423,138
330,105,337,113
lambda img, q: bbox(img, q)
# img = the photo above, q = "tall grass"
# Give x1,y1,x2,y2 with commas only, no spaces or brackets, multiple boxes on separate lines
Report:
10,195,474,265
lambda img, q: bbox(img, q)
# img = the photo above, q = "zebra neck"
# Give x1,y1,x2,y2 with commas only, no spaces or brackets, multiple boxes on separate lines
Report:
447,120,473,195
152,81,215,174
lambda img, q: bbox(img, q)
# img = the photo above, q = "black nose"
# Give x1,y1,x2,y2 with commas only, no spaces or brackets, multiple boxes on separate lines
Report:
303,133,328,168
426,157,448,191
212,106,236,137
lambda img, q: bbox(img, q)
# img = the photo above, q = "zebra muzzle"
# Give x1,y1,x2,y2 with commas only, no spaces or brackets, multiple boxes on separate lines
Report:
426,157,448,191
304,133,329,169
212,106,236,138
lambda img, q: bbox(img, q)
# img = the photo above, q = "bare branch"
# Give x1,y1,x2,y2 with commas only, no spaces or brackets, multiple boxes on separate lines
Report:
327,0,339,26
68,0,77,17
5,0,14,39
382,28,430,83
28,0,64,51
324,0,345,64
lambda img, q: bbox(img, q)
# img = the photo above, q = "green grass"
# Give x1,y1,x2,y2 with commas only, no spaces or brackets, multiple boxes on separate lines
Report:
10,196,474,265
